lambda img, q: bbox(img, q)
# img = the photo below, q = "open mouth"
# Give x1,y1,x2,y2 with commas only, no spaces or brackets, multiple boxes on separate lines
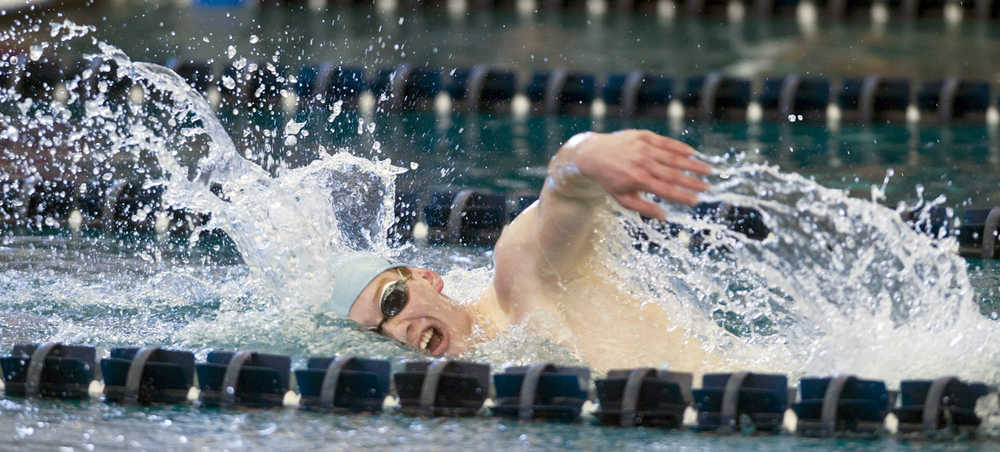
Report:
417,325,447,355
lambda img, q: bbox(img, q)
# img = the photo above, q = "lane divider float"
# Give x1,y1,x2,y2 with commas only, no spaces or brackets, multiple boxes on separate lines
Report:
4,343,997,440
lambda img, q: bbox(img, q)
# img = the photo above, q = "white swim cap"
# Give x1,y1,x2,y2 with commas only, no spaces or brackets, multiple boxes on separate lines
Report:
326,254,404,317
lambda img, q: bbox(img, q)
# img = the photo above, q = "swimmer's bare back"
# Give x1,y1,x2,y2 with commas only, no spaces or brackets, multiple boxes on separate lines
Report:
483,130,729,373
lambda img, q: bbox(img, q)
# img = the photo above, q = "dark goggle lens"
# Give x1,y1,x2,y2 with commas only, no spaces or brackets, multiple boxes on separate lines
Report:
380,283,408,318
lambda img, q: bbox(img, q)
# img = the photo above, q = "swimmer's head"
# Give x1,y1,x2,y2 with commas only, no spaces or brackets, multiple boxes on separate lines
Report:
327,255,474,356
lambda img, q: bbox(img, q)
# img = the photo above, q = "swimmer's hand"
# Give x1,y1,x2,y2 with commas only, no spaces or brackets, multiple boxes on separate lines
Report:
547,130,712,220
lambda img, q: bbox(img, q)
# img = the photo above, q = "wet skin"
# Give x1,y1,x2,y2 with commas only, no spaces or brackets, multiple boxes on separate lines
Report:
348,130,725,372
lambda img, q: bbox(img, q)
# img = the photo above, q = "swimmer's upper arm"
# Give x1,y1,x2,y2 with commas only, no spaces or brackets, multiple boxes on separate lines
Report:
492,195,601,320
493,134,623,301
495,183,604,287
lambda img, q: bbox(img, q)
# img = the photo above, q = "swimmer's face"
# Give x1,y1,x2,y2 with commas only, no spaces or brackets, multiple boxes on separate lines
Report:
348,267,474,356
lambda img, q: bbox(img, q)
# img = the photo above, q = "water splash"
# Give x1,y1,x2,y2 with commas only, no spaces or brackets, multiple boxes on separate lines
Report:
602,156,999,382
1,21,410,356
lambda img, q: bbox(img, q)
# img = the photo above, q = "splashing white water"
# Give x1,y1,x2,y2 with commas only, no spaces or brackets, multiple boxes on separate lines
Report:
1,22,413,356
89,40,409,309
597,159,999,382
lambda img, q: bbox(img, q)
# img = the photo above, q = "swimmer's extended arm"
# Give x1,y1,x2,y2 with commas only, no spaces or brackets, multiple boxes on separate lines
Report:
498,131,711,287
545,131,710,218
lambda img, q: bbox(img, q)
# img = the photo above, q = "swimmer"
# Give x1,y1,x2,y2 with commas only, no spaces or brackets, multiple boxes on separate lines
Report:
327,130,722,372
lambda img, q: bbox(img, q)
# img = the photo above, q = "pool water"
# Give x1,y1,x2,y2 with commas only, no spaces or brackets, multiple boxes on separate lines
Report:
10,396,993,452
2,2,1000,450
311,112,1000,207
26,2,1000,80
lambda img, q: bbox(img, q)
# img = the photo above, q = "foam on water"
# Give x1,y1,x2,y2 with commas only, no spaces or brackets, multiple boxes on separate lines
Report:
1,21,998,383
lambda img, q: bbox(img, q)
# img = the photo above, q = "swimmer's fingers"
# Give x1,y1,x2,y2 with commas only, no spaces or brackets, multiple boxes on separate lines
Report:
645,164,710,193
639,175,700,206
644,146,712,176
615,192,666,221
638,131,696,156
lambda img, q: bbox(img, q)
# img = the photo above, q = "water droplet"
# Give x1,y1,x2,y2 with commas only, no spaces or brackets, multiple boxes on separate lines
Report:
3,125,18,142
249,34,259,44
410,162,419,170
233,57,247,70
327,100,343,122
28,45,43,61
284,135,297,146
283,119,306,136
227,45,236,59
222,76,236,90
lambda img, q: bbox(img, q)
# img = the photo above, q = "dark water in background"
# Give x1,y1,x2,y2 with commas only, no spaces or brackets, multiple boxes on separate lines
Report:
21,1,1000,79
4,2,1000,209
296,111,1000,209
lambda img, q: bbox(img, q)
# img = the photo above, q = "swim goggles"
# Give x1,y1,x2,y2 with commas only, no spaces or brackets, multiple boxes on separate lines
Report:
372,267,411,334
